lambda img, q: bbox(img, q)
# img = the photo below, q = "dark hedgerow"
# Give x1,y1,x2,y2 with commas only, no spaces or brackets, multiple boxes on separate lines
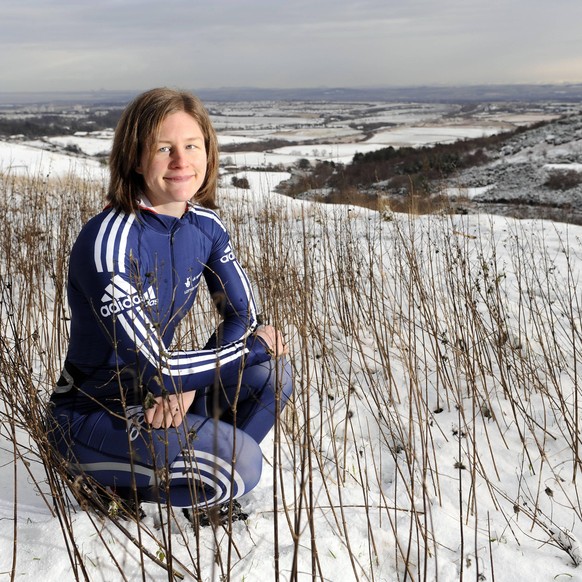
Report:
544,169,582,191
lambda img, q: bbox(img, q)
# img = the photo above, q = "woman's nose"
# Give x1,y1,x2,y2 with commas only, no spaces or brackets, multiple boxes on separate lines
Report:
170,149,187,166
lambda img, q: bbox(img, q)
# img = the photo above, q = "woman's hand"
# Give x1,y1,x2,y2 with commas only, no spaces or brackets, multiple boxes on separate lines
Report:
255,324,289,358
144,391,196,429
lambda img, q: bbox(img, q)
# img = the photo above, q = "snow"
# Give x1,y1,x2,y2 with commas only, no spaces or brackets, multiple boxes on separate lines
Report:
1,108,509,174
0,140,107,180
44,135,113,156
366,124,503,146
224,170,291,193
2,111,582,581
445,184,495,199
224,142,383,166
218,134,271,146
544,162,582,173
218,123,507,167
252,125,505,165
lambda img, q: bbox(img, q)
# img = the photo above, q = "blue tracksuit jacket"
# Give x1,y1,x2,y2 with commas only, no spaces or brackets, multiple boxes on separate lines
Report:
64,201,270,406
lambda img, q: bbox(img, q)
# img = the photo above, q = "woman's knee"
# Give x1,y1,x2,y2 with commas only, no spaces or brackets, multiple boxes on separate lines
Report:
251,357,293,401
189,416,264,494
234,429,263,492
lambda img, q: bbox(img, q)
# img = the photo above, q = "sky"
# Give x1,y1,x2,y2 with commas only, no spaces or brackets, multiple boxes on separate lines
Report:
1,0,582,93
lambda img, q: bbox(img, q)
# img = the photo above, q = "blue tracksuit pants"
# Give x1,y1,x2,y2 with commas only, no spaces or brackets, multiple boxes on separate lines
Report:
48,358,293,508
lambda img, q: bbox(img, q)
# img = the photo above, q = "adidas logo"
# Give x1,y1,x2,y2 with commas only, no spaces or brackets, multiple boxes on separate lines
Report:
220,244,236,264
100,275,158,318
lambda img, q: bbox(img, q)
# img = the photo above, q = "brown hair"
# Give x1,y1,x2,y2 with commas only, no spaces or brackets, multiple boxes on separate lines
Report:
107,88,219,213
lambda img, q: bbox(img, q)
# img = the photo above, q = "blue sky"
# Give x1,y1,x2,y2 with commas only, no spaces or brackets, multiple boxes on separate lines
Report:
2,0,581,92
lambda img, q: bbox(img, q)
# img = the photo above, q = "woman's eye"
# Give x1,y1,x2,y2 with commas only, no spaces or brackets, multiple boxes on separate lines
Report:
159,146,171,153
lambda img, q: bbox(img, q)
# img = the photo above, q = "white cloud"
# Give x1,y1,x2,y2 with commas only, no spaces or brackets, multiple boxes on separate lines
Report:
1,0,581,91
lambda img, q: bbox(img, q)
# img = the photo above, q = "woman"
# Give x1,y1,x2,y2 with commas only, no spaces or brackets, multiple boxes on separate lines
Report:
48,88,292,521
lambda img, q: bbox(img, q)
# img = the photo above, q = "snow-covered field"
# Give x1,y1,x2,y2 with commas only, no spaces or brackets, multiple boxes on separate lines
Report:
0,139,107,180
0,100,533,175
1,126,504,171
1,103,582,581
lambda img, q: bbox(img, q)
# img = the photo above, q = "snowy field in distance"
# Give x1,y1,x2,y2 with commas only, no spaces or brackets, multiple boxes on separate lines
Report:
3,99,564,177
0,139,107,179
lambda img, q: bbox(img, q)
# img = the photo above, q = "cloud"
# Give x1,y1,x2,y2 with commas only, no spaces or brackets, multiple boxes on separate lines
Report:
1,0,581,91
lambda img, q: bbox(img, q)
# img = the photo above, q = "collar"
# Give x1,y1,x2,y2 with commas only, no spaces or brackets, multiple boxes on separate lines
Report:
137,196,190,216
137,195,156,212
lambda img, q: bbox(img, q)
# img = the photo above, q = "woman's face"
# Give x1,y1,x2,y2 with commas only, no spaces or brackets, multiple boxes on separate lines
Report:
137,110,207,217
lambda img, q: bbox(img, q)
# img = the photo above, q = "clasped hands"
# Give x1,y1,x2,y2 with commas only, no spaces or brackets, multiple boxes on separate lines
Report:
144,324,287,429
144,390,196,429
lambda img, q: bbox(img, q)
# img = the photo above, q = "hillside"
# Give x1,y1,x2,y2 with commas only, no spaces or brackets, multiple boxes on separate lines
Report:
276,111,582,224
455,112,582,222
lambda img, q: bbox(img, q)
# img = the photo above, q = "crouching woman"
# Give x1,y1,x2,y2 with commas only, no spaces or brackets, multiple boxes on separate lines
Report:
46,87,293,520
